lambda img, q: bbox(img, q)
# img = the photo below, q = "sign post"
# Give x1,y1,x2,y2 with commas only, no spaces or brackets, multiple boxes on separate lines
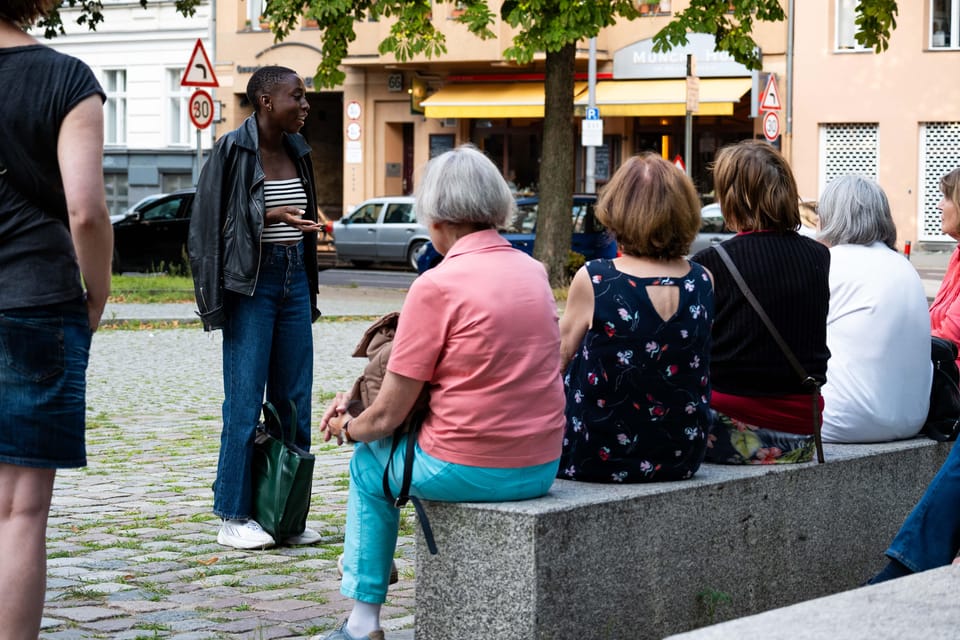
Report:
180,39,219,183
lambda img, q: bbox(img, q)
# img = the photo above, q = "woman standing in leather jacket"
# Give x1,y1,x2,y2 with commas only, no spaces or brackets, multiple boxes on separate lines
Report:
188,66,322,550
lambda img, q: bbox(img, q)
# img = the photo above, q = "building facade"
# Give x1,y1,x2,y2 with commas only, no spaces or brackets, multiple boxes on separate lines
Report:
44,0,214,215
48,1,960,247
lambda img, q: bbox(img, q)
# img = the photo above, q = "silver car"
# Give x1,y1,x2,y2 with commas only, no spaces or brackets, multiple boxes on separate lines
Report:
690,202,735,255
333,196,430,270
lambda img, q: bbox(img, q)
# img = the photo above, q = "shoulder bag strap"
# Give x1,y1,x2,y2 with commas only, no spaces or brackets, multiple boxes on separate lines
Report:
381,411,438,555
713,244,825,463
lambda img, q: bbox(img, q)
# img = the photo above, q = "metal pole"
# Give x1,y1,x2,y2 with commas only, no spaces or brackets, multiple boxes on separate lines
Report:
585,37,597,194
194,127,202,184
786,0,795,135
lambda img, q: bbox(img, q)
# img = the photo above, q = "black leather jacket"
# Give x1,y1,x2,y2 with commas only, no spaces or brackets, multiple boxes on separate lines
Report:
188,115,320,331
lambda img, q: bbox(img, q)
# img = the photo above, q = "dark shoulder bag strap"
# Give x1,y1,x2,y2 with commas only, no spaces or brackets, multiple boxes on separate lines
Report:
382,412,438,555
713,245,825,463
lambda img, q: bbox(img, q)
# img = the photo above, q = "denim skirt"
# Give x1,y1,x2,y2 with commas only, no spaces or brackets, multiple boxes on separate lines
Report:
0,304,91,468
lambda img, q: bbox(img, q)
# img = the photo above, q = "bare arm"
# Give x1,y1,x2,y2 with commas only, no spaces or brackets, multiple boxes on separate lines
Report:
59,95,112,331
559,266,594,372
320,370,426,444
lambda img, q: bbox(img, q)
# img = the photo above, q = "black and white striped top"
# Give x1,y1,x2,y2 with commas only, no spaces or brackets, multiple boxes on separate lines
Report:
262,178,308,244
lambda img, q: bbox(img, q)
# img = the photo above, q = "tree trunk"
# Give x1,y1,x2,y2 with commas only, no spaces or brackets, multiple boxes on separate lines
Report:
534,42,576,288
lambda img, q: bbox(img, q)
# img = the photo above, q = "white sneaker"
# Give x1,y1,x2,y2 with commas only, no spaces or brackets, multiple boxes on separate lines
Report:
217,519,276,550
284,526,322,545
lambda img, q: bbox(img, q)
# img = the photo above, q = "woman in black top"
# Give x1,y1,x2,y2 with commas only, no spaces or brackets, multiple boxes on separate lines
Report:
0,2,112,635
692,141,830,464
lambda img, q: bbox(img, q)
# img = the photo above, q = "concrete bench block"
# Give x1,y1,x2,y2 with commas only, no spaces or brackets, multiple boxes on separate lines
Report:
414,439,951,640
665,564,960,640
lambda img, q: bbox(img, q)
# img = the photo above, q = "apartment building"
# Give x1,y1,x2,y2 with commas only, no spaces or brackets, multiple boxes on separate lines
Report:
44,0,213,215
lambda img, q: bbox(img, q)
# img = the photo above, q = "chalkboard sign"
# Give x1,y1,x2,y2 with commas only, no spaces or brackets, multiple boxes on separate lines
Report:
429,134,455,159
595,144,610,181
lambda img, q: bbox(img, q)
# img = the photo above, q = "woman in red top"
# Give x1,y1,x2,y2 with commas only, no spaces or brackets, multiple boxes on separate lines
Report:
929,168,960,367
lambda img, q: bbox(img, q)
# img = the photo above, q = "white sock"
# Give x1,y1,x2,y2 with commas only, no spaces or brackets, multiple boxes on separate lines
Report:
346,601,381,638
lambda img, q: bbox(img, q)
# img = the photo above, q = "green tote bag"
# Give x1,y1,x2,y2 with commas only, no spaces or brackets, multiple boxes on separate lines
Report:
251,401,315,541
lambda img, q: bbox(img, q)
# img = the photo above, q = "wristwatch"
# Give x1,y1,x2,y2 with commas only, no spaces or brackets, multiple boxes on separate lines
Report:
341,415,354,444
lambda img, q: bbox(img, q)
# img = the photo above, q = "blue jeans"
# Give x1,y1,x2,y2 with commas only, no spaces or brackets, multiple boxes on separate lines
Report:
214,242,314,520
340,434,559,604
0,304,90,468
886,441,960,572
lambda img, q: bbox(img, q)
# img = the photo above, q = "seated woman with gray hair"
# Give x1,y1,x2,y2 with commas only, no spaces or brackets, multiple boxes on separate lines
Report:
316,145,565,640
816,175,932,442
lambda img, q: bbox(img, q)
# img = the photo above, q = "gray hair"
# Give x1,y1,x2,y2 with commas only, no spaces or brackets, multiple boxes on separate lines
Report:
817,175,897,249
415,145,514,227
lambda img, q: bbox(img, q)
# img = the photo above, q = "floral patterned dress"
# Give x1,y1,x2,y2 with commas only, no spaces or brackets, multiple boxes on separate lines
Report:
559,259,714,483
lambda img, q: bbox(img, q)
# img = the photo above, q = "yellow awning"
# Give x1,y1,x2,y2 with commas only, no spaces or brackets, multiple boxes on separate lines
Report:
422,82,586,119
573,78,752,117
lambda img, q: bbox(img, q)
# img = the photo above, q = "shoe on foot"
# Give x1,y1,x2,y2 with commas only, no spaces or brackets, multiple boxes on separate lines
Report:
284,526,322,545
217,519,275,550
337,553,399,584
321,618,385,640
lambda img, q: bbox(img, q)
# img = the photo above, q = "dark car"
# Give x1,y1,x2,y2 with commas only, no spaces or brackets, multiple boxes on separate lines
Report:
112,188,196,273
415,194,618,273
112,188,336,273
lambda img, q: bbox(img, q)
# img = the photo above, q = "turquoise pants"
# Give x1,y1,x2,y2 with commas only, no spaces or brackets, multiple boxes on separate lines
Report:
340,434,558,604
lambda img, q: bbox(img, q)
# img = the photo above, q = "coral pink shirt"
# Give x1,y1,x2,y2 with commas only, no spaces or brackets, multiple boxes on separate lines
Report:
388,229,565,468
930,245,960,368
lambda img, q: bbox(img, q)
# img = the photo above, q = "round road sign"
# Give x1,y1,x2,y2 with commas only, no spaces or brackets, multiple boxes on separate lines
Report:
189,89,214,130
762,110,780,142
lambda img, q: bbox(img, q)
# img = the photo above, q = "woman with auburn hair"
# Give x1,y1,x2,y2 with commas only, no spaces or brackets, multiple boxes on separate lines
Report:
0,1,113,636
692,140,830,464
559,153,714,483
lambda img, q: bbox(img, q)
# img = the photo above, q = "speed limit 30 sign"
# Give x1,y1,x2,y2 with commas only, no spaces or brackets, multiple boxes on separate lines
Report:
762,110,781,142
189,89,214,130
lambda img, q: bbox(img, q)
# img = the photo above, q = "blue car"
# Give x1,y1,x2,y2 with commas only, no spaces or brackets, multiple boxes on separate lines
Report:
415,194,617,273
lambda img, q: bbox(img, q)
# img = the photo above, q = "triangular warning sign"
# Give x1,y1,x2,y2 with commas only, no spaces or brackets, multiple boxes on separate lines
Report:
760,73,781,111
673,155,686,172
181,39,219,88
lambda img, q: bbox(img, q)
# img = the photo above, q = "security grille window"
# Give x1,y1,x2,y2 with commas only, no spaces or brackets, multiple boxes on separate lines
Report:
836,0,869,50
819,124,879,192
167,68,192,146
104,173,129,216
919,122,960,241
103,69,126,145
931,0,959,48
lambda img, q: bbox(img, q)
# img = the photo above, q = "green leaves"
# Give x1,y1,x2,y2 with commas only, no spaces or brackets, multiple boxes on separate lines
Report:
854,0,899,52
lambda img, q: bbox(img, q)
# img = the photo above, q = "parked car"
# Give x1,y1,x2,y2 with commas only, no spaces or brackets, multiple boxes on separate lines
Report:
689,202,735,254
112,188,196,273
333,196,429,270
415,194,617,274
112,187,336,273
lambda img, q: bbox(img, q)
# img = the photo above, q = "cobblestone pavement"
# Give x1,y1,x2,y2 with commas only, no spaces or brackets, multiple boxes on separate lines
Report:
43,311,416,638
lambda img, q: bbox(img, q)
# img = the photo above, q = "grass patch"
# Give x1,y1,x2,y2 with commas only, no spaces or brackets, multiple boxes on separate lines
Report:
110,274,195,304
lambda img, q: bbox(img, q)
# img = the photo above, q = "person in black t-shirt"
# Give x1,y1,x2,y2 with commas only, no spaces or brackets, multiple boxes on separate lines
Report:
0,2,112,636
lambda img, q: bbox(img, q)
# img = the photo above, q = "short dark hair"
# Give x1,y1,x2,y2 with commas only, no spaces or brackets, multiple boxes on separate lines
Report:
246,66,298,113
596,153,701,260
0,0,58,24
713,140,800,232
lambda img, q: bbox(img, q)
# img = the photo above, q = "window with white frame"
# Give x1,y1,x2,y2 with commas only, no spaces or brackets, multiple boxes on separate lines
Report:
102,69,126,145
104,173,129,216
931,0,959,48
167,68,192,145
819,123,879,192
247,0,266,29
836,0,869,51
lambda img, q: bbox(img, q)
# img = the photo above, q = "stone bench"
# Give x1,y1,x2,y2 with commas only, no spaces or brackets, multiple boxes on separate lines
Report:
664,564,960,640
413,438,951,640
